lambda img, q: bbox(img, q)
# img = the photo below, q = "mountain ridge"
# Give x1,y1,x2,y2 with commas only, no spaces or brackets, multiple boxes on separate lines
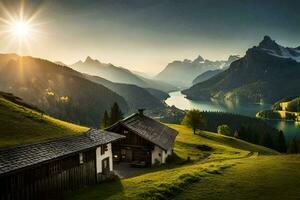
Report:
70,57,176,92
155,55,240,88
182,36,300,103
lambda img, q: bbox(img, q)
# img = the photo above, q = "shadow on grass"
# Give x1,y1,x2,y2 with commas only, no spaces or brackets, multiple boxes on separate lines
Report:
65,177,124,200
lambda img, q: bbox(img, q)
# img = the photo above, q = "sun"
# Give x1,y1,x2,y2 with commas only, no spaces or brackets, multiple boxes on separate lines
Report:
0,1,46,54
10,20,31,37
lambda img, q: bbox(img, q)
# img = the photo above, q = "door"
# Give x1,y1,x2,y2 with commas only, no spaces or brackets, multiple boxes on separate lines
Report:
102,157,110,175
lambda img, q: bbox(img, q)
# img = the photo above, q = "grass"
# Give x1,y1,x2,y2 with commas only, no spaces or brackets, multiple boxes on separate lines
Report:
169,124,278,162
0,96,88,148
67,124,286,200
175,155,300,200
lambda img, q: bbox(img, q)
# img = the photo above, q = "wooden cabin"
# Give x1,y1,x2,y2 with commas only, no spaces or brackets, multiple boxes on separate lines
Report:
106,110,178,167
0,129,124,200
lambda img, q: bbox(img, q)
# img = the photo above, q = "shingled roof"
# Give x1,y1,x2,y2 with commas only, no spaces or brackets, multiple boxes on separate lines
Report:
0,129,124,176
107,113,178,150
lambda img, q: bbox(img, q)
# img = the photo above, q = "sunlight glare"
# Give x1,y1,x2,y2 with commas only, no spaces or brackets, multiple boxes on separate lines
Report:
10,21,31,37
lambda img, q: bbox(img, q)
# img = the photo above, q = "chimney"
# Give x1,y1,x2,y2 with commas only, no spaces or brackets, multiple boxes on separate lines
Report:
138,109,145,116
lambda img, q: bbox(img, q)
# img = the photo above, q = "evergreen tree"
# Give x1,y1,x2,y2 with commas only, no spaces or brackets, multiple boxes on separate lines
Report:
287,138,299,154
234,130,239,138
259,133,274,149
109,102,123,125
100,110,110,129
277,130,287,153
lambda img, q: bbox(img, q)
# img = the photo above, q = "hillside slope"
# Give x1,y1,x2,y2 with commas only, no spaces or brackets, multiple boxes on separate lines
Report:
192,69,223,85
0,54,128,127
175,155,300,200
183,36,300,103
68,125,286,200
0,92,88,149
83,74,165,110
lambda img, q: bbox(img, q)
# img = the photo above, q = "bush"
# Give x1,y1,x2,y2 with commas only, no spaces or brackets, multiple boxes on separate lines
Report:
217,124,231,136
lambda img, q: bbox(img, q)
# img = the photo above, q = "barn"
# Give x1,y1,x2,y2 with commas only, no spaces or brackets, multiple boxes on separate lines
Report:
0,129,124,200
106,109,178,167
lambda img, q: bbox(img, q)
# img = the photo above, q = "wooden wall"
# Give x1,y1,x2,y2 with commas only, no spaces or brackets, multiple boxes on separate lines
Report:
0,149,97,200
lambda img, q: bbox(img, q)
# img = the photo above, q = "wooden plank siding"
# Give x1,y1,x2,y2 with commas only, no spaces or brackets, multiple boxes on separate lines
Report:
0,149,97,200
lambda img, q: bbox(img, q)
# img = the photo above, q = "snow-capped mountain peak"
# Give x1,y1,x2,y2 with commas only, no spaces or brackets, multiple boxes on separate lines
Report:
258,36,300,62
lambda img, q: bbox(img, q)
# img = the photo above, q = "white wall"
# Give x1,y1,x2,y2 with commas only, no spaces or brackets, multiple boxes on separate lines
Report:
151,146,163,165
96,143,113,174
151,146,173,165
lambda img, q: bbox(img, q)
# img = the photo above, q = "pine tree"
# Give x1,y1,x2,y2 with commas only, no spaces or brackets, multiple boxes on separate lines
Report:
277,130,287,153
234,130,239,138
287,138,299,154
100,110,110,129
259,133,274,149
109,102,123,125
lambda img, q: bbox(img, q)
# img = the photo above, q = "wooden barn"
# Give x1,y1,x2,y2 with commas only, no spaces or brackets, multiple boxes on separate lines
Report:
106,110,178,167
0,129,124,200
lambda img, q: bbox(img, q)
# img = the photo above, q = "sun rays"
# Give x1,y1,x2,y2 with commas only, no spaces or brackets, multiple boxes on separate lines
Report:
0,0,46,55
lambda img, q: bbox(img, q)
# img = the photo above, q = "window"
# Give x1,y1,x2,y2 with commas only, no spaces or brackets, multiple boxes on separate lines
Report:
79,152,84,164
101,144,108,155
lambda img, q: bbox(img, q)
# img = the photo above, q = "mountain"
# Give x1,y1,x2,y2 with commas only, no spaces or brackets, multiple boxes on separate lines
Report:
83,74,166,111
0,54,128,127
155,55,239,88
0,92,88,148
55,61,67,66
145,88,170,101
183,36,300,103
70,57,176,92
192,69,223,85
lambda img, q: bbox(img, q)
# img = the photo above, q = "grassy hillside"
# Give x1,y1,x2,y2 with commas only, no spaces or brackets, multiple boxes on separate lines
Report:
67,125,289,200
0,54,128,127
0,93,88,148
257,96,300,122
175,155,300,200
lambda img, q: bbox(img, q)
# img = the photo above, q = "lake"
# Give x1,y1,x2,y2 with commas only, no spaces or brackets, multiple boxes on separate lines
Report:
166,91,300,142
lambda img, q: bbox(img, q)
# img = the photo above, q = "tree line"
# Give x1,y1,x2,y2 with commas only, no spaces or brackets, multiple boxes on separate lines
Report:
182,109,287,153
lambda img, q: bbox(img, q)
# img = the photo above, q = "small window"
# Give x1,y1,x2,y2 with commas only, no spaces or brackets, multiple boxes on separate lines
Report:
79,152,84,164
158,153,161,157
101,144,108,155
124,130,128,134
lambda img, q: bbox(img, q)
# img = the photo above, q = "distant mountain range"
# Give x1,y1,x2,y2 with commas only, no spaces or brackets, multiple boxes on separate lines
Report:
70,57,176,92
155,55,240,88
183,36,300,104
0,54,173,127
0,54,128,127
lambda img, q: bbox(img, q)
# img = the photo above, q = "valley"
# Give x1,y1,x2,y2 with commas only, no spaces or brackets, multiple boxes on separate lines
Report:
0,1,300,199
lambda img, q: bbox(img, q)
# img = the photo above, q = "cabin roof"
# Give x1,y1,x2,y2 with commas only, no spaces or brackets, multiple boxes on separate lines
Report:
107,113,178,150
0,129,124,176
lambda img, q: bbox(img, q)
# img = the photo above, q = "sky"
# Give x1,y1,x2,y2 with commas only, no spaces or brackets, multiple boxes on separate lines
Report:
0,0,299,75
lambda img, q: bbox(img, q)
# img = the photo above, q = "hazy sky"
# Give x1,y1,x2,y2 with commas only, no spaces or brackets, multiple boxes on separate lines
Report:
0,0,299,74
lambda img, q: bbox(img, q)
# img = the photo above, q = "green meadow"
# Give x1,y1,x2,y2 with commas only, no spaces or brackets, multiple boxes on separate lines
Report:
68,124,300,200
0,95,88,148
